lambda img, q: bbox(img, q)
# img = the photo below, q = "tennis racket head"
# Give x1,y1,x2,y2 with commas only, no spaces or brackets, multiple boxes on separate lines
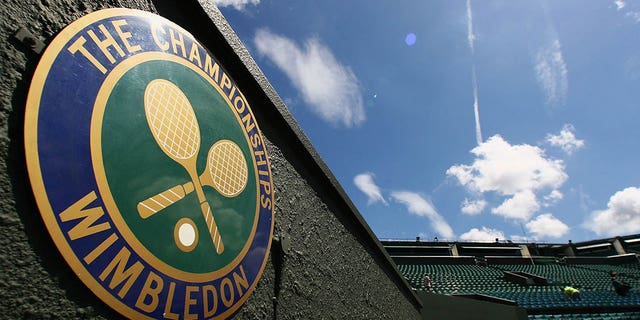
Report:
144,79,201,161
207,140,248,197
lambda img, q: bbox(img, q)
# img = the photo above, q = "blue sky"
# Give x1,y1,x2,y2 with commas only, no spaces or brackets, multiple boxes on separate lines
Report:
215,0,640,243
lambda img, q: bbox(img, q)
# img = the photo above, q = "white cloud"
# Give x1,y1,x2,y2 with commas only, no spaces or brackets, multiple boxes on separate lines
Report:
626,11,640,23
543,190,564,206
526,213,570,239
448,135,568,221
509,235,531,242
391,191,454,238
447,135,567,196
491,190,540,221
461,198,486,215
546,124,585,155
354,173,387,205
213,0,259,11
535,39,568,106
254,29,365,127
460,227,505,242
585,187,640,236
612,1,640,24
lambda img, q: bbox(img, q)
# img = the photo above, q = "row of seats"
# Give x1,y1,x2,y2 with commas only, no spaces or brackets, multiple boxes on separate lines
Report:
398,262,640,310
529,311,640,320
399,264,520,294
495,264,639,292
494,290,640,309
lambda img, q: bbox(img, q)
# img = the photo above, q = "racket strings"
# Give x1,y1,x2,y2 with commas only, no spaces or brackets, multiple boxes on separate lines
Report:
209,141,248,197
146,81,200,160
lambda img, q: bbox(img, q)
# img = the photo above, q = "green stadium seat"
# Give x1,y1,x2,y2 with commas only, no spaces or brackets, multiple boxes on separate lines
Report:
403,260,640,319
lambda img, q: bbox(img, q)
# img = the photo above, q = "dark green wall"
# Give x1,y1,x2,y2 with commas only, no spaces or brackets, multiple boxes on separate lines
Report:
0,0,420,319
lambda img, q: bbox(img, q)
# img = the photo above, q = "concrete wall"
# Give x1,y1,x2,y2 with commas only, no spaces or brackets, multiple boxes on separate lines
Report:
0,0,421,319
417,292,527,320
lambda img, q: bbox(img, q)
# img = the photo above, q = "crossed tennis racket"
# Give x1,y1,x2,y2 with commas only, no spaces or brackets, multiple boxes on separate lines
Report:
139,79,249,254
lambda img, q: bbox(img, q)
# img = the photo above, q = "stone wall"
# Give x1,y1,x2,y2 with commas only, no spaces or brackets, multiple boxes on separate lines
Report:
0,0,420,319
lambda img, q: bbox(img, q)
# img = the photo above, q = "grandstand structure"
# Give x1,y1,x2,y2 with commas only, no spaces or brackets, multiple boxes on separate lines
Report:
384,234,640,320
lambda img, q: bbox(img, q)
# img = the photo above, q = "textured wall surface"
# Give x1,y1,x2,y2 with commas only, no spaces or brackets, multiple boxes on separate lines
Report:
0,1,420,319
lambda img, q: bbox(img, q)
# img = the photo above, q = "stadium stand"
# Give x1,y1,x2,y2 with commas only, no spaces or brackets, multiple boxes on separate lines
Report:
384,235,640,319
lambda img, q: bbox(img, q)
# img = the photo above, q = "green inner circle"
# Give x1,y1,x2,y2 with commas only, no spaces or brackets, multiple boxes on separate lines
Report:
101,60,257,273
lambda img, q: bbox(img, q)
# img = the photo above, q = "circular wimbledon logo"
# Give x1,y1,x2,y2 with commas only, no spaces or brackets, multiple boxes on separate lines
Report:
24,8,274,319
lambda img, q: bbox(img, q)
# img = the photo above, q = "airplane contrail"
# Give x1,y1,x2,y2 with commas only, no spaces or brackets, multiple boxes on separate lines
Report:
466,0,475,54
471,65,483,146
466,0,483,146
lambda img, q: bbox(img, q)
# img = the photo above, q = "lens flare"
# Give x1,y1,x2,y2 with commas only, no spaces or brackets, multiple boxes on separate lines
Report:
405,33,416,46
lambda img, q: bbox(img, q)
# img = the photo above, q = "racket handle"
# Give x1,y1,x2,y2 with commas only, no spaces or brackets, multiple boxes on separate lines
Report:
137,182,194,218
201,201,224,254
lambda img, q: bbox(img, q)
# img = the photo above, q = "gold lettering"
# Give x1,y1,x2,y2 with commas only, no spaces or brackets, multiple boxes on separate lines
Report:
228,85,237,101
250,133,262,149
241,112,255,133
204,55,221,82
232,265,249,297
184,286,199,320
221,73,232,91
59,191,110,240
84,233,118,264
87,24,125,64
259,175,272,195
234,95,245,113
188,43,202,68
220,277,234,308
254,150,267,167
163,282,179,320
202,285,218,318
112,19,142,54
67,36,107,74
260,194,272,210
136,271,164,313
151,23,169,51
169,29,186,58
99,246,144,298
